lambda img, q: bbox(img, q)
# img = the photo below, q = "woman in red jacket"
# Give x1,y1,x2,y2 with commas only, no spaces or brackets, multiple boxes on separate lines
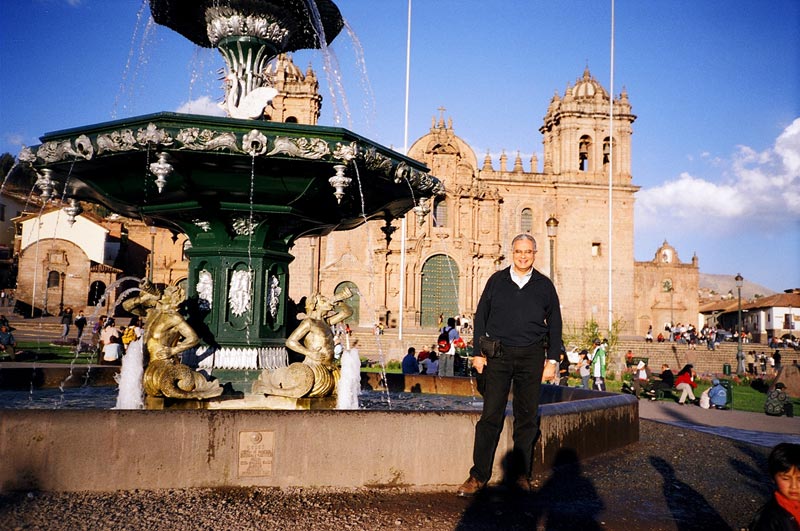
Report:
674,364,698,405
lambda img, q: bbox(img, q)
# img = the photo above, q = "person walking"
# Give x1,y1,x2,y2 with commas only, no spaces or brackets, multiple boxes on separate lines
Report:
74,310,87,341
457,233,562,496
60,307,73,339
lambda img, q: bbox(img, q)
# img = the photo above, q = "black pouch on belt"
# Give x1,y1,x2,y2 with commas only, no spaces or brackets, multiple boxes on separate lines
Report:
478,336,503,359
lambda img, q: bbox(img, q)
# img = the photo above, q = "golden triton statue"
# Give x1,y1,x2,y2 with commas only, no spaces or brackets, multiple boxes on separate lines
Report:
253,287,353,398
123,279,223,400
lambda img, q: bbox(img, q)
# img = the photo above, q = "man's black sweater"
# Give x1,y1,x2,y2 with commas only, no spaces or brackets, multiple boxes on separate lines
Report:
472,266,562,360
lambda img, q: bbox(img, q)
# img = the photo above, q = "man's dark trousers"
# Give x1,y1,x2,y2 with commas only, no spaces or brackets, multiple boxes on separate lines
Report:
470,343,545,483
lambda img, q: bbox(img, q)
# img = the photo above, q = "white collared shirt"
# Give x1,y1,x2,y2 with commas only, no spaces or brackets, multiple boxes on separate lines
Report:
510,267,532,289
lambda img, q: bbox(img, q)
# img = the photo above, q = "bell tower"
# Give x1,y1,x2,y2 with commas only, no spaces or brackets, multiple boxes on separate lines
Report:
539,67,636,182
264,54,322,125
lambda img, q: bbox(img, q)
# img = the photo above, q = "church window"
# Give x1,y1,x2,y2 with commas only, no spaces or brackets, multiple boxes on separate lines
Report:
603,137,611,167
433,198,447,227
591,242,601,257
47,270,60,288
520,208,532,233
579,135,592,171
285,116,298,123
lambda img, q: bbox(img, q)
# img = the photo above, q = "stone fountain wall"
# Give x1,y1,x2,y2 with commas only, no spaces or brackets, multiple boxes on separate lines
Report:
0,386,637,492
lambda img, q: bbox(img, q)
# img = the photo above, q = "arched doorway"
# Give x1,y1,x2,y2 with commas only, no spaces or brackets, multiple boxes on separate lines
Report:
87,281,106,308
335,281,360,325
420,254,459,327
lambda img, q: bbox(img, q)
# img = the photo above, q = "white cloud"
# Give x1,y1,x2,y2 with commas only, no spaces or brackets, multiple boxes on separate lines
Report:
636,118,800,233
3,133,25,150
175,96,226,117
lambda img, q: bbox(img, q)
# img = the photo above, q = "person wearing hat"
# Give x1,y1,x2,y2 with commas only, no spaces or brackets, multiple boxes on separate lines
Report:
708,378,728,409
632,359,651,397
590,338,607,391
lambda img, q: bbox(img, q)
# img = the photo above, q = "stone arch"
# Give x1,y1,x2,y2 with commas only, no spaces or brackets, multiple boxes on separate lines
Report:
46,270,60,288
579,135,592,171
420,254,459,327
87,280,106,307
334,281,360,326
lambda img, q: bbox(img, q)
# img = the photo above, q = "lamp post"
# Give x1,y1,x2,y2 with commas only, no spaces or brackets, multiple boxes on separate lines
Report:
545,215,559,283
58,272,66,315
735,273,744,375
149,226,157,282
662,279,674,337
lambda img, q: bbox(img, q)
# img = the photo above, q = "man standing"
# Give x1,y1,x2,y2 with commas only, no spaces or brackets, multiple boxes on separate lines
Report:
590,338,607,391
60,307,73,339
457,233,562,496
438,317,460,377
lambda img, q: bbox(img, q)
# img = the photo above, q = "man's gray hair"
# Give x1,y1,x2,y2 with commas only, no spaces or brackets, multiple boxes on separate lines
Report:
511,233,537,251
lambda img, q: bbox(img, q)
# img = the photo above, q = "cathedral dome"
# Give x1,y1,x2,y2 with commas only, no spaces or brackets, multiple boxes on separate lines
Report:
571,67,608,100
267,54,304,80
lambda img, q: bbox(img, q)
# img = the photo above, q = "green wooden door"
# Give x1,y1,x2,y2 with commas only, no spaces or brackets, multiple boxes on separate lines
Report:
420,255,459,327
335,281,360,325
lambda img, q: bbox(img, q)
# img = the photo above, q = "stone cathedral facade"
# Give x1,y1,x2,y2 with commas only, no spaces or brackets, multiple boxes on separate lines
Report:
270,56,699,336
8,56,698,336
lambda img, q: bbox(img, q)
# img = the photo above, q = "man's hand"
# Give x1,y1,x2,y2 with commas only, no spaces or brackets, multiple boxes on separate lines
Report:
542,359,557,382
471,355,487,374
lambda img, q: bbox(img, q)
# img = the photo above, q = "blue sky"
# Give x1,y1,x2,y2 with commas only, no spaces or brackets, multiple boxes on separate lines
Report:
1,0,798,292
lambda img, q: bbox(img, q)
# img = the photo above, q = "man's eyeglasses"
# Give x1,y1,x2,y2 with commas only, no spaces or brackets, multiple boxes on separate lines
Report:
513,250,536,256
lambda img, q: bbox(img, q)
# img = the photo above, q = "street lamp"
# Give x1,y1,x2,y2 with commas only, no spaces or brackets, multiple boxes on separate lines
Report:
58,272,66,315
545,215,559,283
735,273,744,375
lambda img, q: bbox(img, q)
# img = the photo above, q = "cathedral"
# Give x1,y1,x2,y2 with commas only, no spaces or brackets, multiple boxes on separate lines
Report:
8,55,699,337
277,56,699,336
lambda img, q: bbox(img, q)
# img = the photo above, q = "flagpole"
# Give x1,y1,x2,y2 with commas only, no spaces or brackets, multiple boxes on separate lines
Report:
398,0,412,341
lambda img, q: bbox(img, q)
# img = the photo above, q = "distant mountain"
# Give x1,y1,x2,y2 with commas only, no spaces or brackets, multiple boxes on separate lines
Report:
699,273,777,300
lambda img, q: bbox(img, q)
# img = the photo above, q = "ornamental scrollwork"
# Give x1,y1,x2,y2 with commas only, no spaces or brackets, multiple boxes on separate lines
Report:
206,7,290,48
243,129,269,156
362,147,393,177
177,128,240,152
266,136,330,159
96,129,138,155
231,216,257,236
332,141,359,162
228,269,253,318
136,123,174,147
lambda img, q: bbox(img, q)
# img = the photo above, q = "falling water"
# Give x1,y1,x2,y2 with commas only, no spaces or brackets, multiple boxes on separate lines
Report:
303,0,352,127
336,343,360,409
341,18,376,135
111,1,156,120
114,338,145,409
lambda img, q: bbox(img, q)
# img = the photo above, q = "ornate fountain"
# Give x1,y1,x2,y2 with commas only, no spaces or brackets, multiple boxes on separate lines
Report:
10,0,443,405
